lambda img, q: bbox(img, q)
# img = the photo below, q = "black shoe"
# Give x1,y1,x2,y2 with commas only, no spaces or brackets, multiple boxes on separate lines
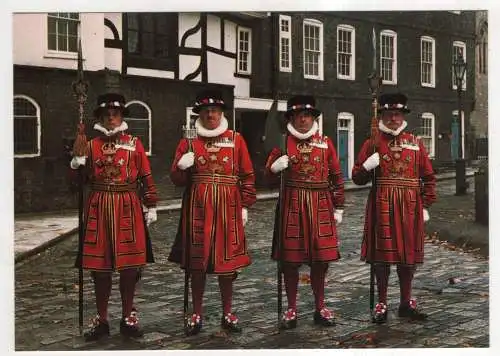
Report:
398,299,428,321
184,313,203,336
120,310,144,338
313,308,336,327
372,302,388,324
280,308,298,330
221,313,242,333
84,316,110,342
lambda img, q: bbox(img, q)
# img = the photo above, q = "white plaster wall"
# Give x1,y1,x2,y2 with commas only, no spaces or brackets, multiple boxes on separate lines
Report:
206,14,221,49
207,52,249,97
178,13,201,48
13,13,105,71
104,13,122,40
224,20,237,53
179,55,201,81
104,48,121,72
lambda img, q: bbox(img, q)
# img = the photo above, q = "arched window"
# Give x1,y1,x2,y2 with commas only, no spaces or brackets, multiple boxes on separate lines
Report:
124,101,152,155
14,95,41,157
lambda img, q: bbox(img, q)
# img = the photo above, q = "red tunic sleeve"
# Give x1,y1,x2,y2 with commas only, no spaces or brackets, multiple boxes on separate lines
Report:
326,137,345,209
236,133,257,208
418,139,437,208
352,139,374,186
135,138,159,208
170,138,191,187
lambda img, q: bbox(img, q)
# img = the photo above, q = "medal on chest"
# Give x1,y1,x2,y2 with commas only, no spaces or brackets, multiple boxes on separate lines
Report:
95,142,124,182
386,139,413,177
198,138,232,174
296,142,317,176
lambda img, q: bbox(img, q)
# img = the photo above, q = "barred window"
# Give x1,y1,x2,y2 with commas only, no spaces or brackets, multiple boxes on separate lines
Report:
124,101,152,154
14,95,41,157
47,13,79,52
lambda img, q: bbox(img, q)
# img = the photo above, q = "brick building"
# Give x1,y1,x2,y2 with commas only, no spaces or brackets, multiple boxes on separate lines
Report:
13,11,478,214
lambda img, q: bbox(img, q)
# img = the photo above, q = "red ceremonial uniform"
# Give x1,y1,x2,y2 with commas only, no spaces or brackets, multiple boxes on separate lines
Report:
72,133,158,271
266,133,345,264
168,130,256,274
352,132,436,265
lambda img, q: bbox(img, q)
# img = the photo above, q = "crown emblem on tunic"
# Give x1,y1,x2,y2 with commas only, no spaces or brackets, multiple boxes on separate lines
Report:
297,142,313,154
101,142,117,155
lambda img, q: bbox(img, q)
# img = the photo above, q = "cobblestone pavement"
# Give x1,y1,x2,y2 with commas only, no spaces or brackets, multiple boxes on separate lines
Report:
14,179,489,350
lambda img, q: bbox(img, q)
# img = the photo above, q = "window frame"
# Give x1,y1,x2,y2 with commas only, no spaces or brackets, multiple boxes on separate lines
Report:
336,24,355,80
124,100,152,156
14,95,41,158
418,112,436,159
303,18,324,81
279,14,292,72
379,29,398,85
237,26,252,75
420,36,436,88
452,40,467,91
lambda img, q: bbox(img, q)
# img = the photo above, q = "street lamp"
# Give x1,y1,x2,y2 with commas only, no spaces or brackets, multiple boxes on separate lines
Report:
452,50,467,196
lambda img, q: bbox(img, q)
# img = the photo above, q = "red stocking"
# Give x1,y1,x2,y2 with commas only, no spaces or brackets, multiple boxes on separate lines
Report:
282,264,299,310
310,263,328,312
374,264,390,305
397,265,416,304
191,272,206,316
93,272,112,322
218,275,234,315
119,268,139,318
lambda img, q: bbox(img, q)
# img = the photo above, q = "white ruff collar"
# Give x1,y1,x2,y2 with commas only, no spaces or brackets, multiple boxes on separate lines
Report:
287,121,318,140
94,121,128,136
379,120,407,136
195,116,228,137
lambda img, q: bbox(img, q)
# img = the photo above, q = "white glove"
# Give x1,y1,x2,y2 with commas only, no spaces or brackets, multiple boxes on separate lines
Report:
144,207,157,226
242,208,248,226
70,156,86,169
423,208,430,222
362,152,380,171
270,155,289,173
334,210,343,225
177,152,195,170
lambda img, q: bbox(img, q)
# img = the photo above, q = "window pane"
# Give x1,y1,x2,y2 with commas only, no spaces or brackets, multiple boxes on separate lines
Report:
68,20,78,37
128,13,139,30
128,31,139,53
48,33,57,50
14,117,37,154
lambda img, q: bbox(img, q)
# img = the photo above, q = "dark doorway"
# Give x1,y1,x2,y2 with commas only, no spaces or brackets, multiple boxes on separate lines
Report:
238,110,267,187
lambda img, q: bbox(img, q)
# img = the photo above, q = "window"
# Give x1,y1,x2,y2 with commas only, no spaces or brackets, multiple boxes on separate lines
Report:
303,19,323,80
419,113,435,158
421,36,435,87
337,25,355,80
452,41,467,90
124,101,152,155
47,13,79,52
380,30,397,84
279,15,292,72
14,95,41,158
127,13,172,58
237,27,252,74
